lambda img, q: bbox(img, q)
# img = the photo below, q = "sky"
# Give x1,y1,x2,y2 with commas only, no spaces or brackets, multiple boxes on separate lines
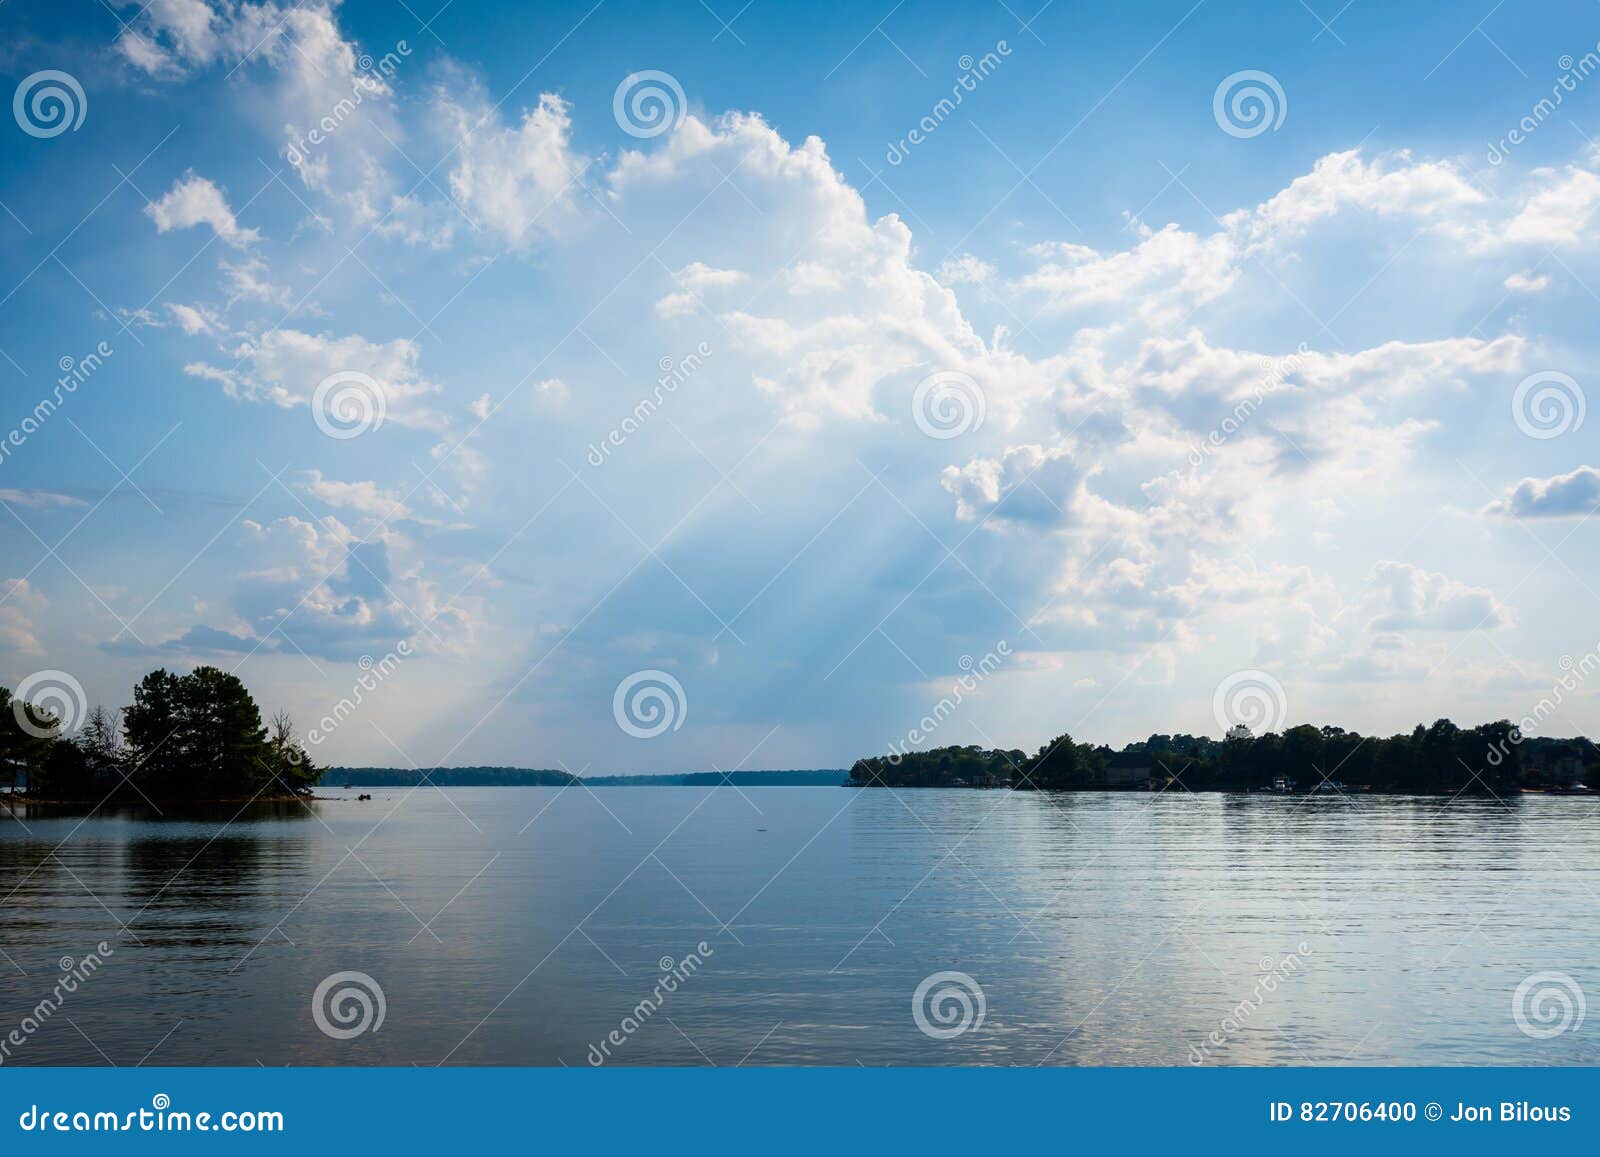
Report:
1,0,1599,773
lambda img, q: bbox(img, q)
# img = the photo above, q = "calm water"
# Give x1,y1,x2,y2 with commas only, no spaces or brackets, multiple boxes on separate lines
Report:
2,787,1596,1066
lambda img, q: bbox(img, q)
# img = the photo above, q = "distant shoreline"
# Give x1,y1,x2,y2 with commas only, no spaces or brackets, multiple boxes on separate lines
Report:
327,768,850,788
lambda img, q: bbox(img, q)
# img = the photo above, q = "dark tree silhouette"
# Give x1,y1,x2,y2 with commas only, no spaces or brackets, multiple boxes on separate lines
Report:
3,666,318,803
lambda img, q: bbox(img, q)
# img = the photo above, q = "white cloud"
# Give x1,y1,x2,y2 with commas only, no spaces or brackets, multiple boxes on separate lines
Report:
145,173,260,247
1014,149,1491,324
444,89,586,247
1497,167,1600,248
1367,561,1511,631
300,471,412,520
0,489,86,509
0,578,45,656
167,301,221,334
675,261,747,289
656,261,748,316
221,256,291,306
1014,222,1239,324
115,0,280,76
1234,148,1484,244
231,515,474,659
185,328,446,431
1504,270,1550,294
937,254,996,285
941,445,1084,526
1485,465,1600,518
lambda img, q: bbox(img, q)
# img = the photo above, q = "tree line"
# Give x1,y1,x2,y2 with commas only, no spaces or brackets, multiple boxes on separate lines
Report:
2,667,318,802
851,720,1600,794
332,767,576,787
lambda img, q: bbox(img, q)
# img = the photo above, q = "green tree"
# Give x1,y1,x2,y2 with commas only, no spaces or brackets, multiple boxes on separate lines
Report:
1024,733,1090,789
124,666,304,798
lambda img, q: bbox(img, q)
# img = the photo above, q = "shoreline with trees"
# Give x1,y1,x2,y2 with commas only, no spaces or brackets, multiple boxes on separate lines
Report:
8,669,1598,805
3,667,318,806
849,722,1600,795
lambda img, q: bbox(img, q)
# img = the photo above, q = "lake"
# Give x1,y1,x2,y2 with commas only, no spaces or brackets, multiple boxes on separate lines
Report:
2,787,1596,1066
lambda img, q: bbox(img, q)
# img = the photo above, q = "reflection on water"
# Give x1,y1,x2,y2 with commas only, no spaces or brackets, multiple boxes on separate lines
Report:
1,788,1596,1066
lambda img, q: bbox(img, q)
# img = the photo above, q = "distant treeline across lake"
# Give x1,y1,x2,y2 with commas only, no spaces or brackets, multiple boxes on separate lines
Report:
331,768,850,787
849,723,1600,795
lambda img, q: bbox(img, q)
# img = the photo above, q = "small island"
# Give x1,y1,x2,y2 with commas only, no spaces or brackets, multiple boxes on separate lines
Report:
2,667,318,805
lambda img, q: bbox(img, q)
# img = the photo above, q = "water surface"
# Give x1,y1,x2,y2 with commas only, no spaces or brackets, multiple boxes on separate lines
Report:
2,787,1595,1066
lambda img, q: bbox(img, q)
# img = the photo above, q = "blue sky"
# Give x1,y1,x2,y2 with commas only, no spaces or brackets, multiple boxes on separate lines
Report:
2,0,1599,772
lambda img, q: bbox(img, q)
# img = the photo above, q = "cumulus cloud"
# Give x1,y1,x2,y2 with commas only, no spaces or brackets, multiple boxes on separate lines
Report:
185,327,446,431
118,1,415,235
1015,149,1491,324
1015,222,1239,324
941,445,1084,526
300,471,413,521
1234,148,1484,244
656,261,749,317
145,173,260,247
608,112,992,427
168,301,222,334
227,515,472,660
1497,167,1600,248
221,256,291,306
115,0,282,76
1485,465,1600,518
443,89,586,246
1367,561,1511,631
